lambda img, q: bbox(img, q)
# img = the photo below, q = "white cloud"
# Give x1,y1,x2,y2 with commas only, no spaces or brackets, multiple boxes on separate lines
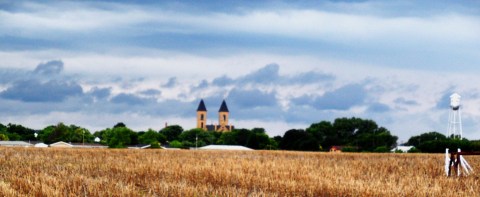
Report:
1,1,480,142
1,54,480,141
2,2,479,47
0,2,154,36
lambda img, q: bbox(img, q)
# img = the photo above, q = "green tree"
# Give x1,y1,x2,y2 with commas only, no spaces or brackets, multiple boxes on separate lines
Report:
233,129,252,146
210,130,223,144
160,125,184,142
169,140,183,148
37,123,93,144
129,131,139,145
406,132,446,147
407,147,420,153
265,138,279,150
307,121,334,149
248,128,272,149
179,128,214,148
470,140,480,151
374,128,398,149
40,123,69,144
0,124,10,141
0,134,9,141
280,129,319,151
306,117,398,152
7,123,36,140
139,129,160,144
6,133,21,141
68,125,94,143
95,128,112,145
107,126,135,148
273,136,282,144
93,130,106,144
218,131,237,145
114,122,126,128
217,128,273,149
373,146,390,153
407,131,474,153
0,123,6,133
333,117,362,144
150,141,161,149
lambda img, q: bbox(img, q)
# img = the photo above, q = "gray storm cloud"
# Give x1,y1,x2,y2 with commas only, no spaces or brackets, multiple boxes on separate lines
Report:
33,60,64,75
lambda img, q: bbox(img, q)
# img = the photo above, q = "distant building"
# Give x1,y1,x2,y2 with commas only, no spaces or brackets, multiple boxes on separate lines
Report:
196,99,234,132
391,146,414,153
329,146,343,152
34,143,49,148
198,145,253,151
49,141,73,148
71,143,108,148
329,146,358,152
0,141,33,147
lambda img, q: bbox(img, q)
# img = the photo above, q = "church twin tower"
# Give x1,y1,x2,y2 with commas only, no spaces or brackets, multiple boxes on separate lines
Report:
196,99,234,132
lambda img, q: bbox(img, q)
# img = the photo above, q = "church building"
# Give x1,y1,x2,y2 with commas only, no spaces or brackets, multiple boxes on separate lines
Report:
196,99,234,132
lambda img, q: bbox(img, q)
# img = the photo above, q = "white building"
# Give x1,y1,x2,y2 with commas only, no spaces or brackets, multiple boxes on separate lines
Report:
34,143,49,148
49,141,73,148
198,145,253,151
0,141,33,147
391,146,414,153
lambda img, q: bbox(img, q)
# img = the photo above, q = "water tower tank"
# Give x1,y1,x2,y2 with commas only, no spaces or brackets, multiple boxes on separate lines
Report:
450,93,461,110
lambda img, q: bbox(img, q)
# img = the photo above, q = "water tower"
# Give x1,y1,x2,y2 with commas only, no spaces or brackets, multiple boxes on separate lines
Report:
447,93,462,139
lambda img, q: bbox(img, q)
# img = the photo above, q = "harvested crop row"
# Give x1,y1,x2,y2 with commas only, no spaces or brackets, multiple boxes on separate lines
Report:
0,148,478,196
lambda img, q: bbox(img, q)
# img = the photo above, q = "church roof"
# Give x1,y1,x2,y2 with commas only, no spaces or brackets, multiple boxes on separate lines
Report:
197,99,207,111
219,100,229,112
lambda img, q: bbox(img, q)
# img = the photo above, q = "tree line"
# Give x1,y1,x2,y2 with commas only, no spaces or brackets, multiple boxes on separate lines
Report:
0,117,406,151
404,131,480,153
4,118,476,153
280,117,398,152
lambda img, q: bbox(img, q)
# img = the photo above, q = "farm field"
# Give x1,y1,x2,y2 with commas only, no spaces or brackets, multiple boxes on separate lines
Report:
0,148,479,196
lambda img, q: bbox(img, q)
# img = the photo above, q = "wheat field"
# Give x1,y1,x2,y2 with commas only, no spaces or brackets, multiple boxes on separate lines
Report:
0,147,479,196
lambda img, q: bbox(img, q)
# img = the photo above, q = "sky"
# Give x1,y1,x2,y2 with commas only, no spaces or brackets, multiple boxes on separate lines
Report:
1,0,480,142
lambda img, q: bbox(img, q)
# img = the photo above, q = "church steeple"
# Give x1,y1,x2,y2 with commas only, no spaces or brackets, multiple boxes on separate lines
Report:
196,99,207,130
197,99,207,112
218,100,230,131
196,99,233,132
219,100,229,112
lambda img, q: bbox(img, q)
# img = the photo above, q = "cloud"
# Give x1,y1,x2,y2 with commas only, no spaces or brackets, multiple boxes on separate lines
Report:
367,102,390,113
315,84,367,110
287,71,335,84
290,95,313,107
138,89,161,96
293,83,367,110
110,93,151,105
394,97,418,106
0,79,82,102
33,60,64,75
197,88,282,121
211,63,335,86
0,1,154,35
0,69,26,84
238,63,280,84
191,80,209,90
0,59,83,103
2,2,479,74
182,63,337,122
435,89,456,110
162,77,177,88
212,75,234,86
87,87,111,99
1,2,480,142
6,1,479,45
228,88,277,108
